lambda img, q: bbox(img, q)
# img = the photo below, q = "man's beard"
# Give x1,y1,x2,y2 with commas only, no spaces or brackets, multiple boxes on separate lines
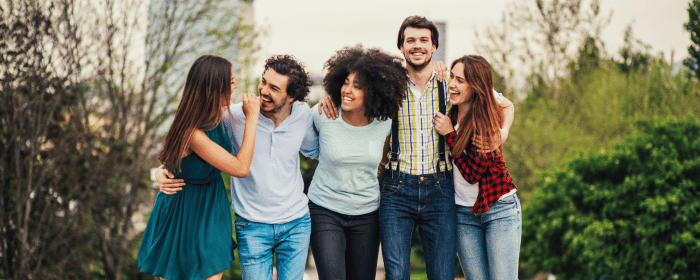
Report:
405,50,433,71
261,99,290,114
406,58,431,71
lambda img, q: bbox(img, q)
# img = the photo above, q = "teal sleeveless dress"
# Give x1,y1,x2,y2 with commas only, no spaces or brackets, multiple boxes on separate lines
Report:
138,122,236,279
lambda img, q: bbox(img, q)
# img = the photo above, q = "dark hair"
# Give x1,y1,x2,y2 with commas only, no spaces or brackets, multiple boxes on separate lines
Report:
448,55,503,157
159,55,232,172
323,45,407,121
263,55,312,102
396,15,439,50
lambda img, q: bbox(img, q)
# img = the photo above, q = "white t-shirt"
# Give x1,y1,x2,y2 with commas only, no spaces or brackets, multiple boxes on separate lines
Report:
451,123,515,207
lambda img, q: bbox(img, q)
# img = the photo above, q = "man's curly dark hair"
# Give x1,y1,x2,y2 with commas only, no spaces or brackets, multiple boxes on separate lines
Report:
323,45,407,121
263,54,312,102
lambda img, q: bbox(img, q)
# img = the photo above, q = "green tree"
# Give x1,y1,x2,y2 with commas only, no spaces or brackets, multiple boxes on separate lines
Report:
83,0,263,278
0,0,97,278
476,1,700,196
618,24,652,75
520,117,700,279
0,0,262,278
475,0,611,97
505,53,700,195
684,0,700,80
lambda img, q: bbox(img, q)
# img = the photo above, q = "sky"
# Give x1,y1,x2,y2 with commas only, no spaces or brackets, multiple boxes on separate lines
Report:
251,0,693,76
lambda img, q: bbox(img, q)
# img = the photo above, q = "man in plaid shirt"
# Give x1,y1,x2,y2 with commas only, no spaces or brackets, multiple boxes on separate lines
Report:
319,16,514,280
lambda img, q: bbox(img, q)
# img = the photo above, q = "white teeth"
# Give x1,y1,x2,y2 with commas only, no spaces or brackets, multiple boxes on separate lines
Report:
343,97,352,102
450,90,458,94
261,97,271,102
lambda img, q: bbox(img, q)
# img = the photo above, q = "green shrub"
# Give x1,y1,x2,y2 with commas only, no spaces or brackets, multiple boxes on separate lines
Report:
521,117,700,279
505,60,700,196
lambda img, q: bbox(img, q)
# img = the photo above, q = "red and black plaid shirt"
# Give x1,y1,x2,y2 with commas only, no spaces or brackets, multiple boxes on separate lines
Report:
445,131,517,213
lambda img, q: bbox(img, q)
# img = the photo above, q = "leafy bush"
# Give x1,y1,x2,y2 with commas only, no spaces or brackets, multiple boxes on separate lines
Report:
505,59,700,197
520,117,700,279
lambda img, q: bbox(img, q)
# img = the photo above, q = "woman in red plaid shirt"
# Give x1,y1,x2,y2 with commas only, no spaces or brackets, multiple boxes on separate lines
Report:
433,55,521,280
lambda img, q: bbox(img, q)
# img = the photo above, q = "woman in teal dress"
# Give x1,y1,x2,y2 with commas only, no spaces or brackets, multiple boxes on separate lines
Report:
138,55,260,280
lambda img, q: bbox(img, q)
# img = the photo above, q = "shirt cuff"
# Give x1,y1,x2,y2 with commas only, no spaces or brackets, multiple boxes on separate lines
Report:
445,131,456,148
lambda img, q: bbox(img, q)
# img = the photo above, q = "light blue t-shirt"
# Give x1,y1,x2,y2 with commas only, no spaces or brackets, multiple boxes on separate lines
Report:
224,101,319,224
308,105,391,215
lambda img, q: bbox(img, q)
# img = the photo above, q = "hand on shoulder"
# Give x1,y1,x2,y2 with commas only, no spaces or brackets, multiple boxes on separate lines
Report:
316,96,338,120
310,103,334,122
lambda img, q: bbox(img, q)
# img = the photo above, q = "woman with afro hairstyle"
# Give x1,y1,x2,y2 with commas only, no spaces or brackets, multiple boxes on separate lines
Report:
307,45,407,280
434,55,521,280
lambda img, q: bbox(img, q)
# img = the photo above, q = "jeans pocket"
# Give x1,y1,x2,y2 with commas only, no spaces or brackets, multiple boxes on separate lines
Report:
436,179,455,199
234,216,250,231
381,178,401,196
497,193,517,205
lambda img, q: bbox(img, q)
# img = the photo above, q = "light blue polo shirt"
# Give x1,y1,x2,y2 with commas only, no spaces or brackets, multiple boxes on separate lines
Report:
307,105,391,215
223,101,319,224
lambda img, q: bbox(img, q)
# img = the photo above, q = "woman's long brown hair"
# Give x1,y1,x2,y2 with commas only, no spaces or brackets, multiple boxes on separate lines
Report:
449,55,503,157
158,55,232,172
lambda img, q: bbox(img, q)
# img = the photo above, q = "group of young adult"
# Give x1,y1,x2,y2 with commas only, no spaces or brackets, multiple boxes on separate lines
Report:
138,15,521,280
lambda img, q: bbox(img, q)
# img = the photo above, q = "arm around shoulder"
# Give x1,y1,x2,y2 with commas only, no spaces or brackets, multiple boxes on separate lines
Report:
317,96,339,120
300,103,320,158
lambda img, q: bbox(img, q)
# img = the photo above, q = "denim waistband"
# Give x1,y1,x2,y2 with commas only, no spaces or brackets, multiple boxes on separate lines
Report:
386,171,452,181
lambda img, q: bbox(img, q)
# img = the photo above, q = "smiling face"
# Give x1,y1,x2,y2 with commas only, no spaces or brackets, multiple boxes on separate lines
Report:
258,68,294,115
399,27,436,71
340,72,366,115
449,62,473,106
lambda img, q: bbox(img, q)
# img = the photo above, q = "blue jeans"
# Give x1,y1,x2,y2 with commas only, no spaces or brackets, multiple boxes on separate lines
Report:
234,214,311,280
456,194,522,280
379,172,456,280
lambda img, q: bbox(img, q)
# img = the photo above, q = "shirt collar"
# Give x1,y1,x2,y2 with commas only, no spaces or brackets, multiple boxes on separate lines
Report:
407,69,438,87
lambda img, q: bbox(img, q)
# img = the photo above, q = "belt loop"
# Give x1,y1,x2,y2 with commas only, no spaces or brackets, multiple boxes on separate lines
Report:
435,159,446,181
439,163,448,180
391,161,401,179
442,163,448,180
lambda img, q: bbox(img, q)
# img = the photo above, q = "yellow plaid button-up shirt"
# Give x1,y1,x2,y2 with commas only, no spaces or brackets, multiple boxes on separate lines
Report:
388,71,504,175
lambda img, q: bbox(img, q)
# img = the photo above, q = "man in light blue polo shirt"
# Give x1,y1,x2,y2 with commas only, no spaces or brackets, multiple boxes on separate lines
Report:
156,55,317,280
